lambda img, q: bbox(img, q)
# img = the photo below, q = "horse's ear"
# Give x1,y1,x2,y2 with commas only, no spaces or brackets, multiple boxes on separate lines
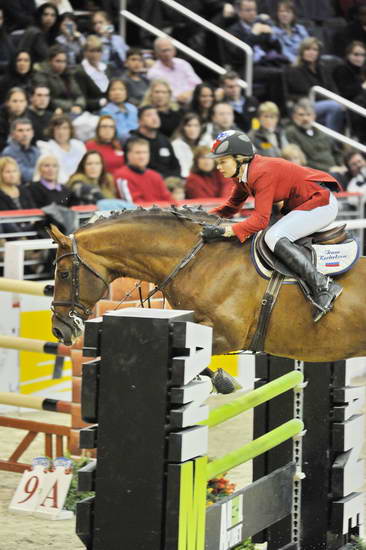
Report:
46,224,71,248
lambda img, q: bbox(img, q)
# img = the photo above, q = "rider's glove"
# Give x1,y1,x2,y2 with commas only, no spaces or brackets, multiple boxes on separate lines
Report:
201,224,226,242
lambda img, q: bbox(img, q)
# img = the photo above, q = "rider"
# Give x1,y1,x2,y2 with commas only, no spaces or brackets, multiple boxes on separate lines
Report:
201,130,343,322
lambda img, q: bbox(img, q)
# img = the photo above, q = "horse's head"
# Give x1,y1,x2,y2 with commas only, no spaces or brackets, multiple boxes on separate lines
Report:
48,225,110,345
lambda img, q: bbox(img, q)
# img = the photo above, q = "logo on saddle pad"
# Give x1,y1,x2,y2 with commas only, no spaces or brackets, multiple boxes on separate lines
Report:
251,231,360,282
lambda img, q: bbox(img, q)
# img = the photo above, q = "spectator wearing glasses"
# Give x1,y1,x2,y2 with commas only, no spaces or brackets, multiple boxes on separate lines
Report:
74,35,113,113
333,41,366,144
140,79,182,138
28,153,69,207
86,115,125,177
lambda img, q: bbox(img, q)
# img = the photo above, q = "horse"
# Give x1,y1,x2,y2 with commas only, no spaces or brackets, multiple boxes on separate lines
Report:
48,206,366,362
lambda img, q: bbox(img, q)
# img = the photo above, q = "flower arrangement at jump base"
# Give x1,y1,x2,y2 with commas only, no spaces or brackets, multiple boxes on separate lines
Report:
207,474,236,505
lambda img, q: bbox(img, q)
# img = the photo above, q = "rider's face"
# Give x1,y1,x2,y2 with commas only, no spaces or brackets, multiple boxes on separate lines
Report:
215,155,238,178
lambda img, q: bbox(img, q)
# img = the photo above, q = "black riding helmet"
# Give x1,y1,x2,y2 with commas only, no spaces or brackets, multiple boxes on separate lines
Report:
206,130,255,159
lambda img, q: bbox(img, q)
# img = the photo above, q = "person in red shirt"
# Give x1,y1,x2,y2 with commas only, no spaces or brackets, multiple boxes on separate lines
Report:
114,137,173,204
85,115,125,177
185,146,233,199
201,130,342,322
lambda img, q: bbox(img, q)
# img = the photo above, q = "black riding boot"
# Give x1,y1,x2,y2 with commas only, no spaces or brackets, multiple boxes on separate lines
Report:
274,237,343,322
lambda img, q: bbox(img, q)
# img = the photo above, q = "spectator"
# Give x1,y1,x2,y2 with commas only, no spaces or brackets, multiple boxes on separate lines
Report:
114,137,173,203
201,102,239,143
272,0,309,64
343,151,366,190
346,153,366,208
0,9,16,76
35,0,72,14
122,48,149,106
141,79,182,138
284,37,345,133
333,3,366,57
100,78,138,141
2,118,40,184
74,35,112,113
249,101,288,156
28,153,69,207
91,10,128,73
227,0,288,113
1,0,36,33
333,41,366,144
171,113,211,178
0,157,36,219
285,99,342,172
218,71,258,132
33,44,85,115
28,85,53,143
130,106,181,179
189,82,217,125
37,114,86,183
67,150,117,205
85,115,125,177
185,146,232,199
147,37,201,105
56,12,86,67
0,50,34,105
281,142,306,165
0,88,31,151
18,2,60,63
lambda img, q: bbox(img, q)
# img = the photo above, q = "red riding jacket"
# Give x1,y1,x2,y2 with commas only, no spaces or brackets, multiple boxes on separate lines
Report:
211,155,340,242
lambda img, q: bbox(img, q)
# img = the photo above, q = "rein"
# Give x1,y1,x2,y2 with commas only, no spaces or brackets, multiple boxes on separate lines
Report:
51,236,109,332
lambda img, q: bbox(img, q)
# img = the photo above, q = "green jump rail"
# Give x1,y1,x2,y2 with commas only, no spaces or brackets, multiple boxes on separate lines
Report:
206,418,304,479
202,370,304,428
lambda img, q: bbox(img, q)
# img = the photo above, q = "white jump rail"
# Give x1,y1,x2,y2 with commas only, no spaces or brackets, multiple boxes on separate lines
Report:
309,85,366,153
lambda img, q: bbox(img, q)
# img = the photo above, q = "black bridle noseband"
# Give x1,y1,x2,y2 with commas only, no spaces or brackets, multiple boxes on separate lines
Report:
51,235,109,333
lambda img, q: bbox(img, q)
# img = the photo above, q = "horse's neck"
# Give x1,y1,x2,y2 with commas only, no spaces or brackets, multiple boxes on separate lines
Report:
78,220,198,284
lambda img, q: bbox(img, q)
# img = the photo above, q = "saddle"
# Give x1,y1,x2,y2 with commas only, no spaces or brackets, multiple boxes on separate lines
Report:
252,224,359,281
249,225,360,353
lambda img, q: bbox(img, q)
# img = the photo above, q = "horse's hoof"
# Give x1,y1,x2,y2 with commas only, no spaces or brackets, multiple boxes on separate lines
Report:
211,368,238,394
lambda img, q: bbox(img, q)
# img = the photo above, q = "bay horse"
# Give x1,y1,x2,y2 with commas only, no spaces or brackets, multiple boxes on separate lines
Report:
48,206,366,362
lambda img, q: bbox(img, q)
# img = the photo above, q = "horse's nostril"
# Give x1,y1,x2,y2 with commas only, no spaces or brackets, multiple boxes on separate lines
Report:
53,327,63,340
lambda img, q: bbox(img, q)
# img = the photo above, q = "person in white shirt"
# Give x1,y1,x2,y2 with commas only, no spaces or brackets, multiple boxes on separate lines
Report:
37,114,86,184
147,37,201,105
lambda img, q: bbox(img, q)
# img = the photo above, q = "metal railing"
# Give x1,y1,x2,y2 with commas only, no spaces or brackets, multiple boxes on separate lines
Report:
309,85,366,153
119,0,253,95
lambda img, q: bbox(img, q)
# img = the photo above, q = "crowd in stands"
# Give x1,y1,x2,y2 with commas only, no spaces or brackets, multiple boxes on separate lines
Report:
0,0,365,242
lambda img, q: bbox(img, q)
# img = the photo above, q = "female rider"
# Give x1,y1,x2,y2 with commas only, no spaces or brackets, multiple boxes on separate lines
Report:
201,130,342,322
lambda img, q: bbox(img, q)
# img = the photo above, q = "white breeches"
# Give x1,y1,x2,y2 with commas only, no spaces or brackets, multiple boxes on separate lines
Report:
264,193,339,252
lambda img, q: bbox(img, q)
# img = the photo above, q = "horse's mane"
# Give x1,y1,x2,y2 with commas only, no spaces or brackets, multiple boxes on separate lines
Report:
77,206,220,233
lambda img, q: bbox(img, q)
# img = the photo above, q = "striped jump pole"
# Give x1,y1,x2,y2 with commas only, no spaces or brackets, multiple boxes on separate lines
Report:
0,277,54,297
0,335,71,356
0,392,71,414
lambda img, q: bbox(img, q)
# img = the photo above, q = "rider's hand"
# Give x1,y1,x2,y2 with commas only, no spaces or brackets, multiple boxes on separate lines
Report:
201,224,234,242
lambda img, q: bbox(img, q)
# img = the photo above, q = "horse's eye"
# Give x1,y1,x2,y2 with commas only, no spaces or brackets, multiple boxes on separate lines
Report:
59,271,69,280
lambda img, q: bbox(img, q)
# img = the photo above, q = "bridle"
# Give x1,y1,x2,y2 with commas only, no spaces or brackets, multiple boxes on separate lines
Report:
51,235,109,333
51,212,222,333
